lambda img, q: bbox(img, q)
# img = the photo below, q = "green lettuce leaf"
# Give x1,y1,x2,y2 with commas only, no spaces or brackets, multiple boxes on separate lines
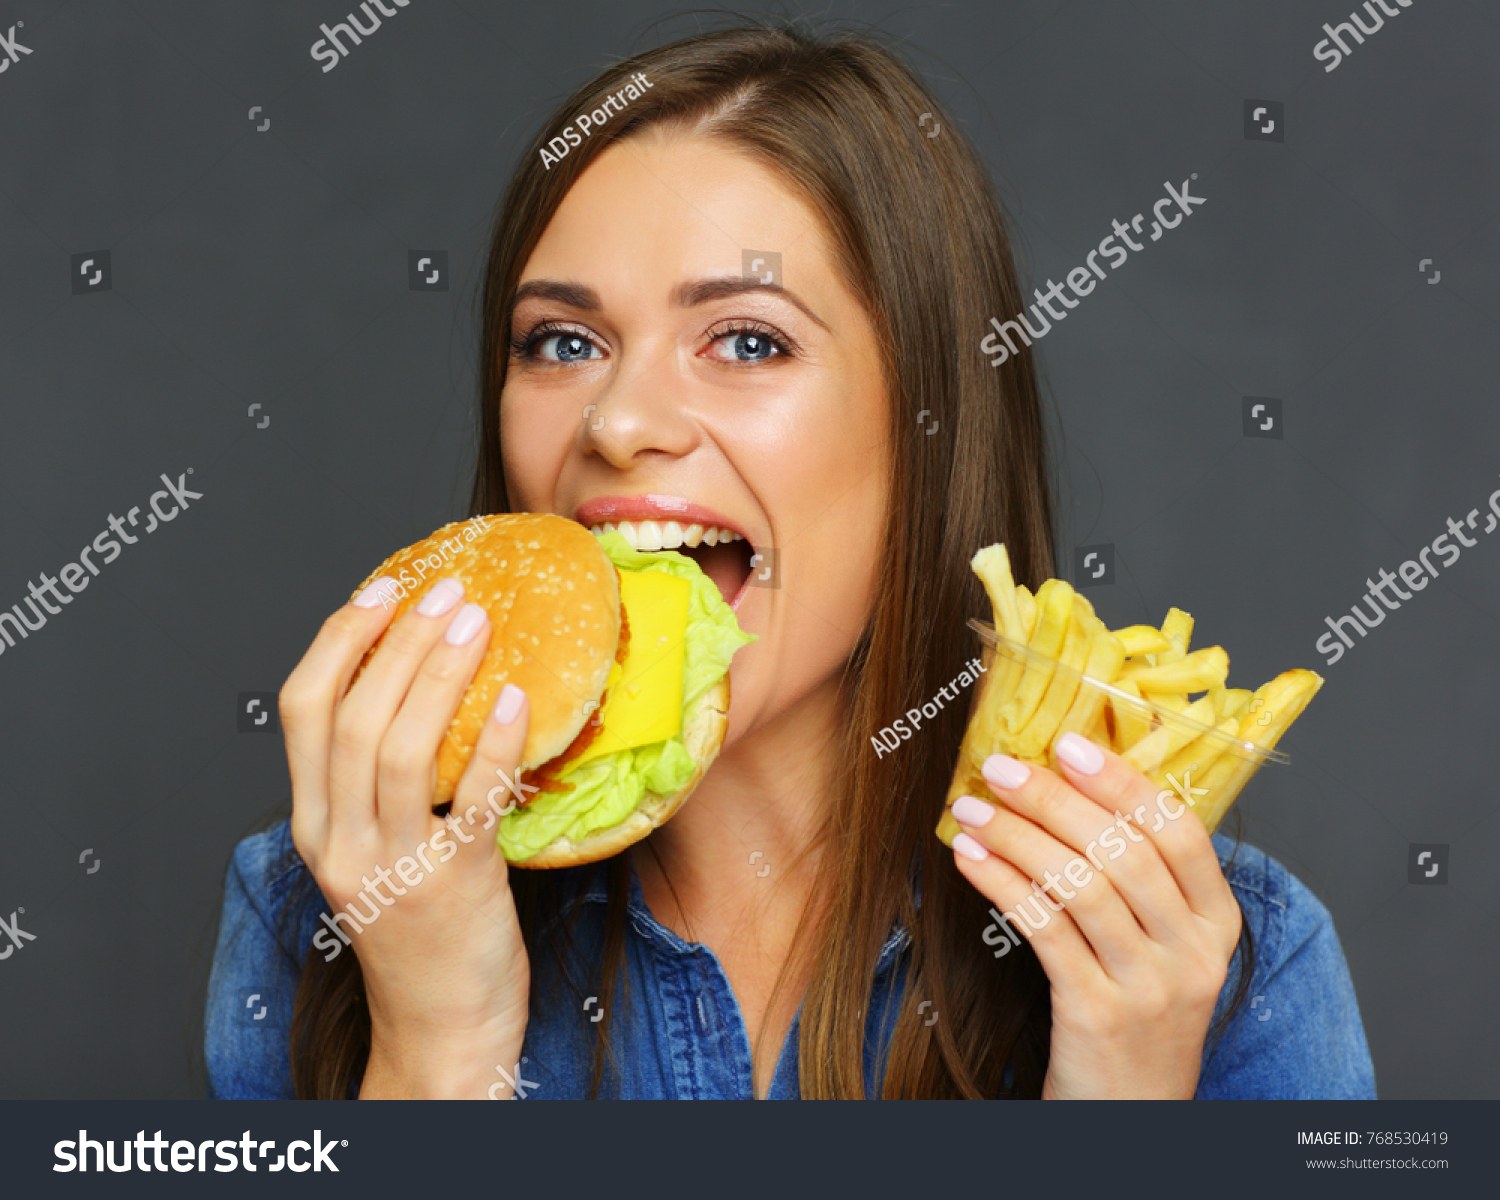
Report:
497,531,756,862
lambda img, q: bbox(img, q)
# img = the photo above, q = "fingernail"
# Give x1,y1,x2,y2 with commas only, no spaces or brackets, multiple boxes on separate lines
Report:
982,754,1031,790
493,683,526,726
1056,732,1105,775
353,577,397,608
444,603,488,646
416,578,464,617
952,832,990,863
950,795,996,828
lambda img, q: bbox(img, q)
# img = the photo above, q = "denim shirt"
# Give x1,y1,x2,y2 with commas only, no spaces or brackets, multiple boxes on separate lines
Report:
205,819,1376,1099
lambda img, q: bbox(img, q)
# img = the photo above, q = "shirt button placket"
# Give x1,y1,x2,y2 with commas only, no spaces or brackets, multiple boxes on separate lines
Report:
693,955,725,1096
701,953,756,1098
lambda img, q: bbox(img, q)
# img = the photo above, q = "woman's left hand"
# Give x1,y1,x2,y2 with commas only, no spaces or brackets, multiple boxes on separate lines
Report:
949,731,1242,1100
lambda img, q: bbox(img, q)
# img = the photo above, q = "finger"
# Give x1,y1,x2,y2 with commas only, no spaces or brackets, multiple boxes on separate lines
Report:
951,836,1100,986
375,603,492,846
1052,731,1237,923
328,578,467,840
951,794,1148,973
450,683,530,871
974,746,1191,945
282,577,402,854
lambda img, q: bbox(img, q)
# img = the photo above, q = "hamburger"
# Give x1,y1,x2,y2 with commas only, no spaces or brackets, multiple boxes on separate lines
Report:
350,513,756,868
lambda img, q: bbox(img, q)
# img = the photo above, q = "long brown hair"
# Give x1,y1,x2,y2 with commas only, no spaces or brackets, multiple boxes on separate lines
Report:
287,18,1251,1100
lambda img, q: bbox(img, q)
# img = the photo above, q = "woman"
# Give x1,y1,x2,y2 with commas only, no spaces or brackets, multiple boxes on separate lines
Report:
206,22,1374,1099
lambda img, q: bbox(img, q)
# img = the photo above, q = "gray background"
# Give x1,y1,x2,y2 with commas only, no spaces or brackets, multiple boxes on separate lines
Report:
0,0,1494,1099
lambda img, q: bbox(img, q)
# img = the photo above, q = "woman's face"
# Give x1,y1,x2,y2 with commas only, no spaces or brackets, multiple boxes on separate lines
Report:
500,128,891,745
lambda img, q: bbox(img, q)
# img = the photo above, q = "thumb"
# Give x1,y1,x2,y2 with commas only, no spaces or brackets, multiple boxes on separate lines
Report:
449,683,531,867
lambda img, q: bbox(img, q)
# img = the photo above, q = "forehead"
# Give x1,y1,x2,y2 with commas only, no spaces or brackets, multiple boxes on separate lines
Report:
522,129,832,285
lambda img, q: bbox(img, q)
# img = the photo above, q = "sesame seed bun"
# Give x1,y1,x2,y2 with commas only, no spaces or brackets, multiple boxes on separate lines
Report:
348,512,730,868
349,513,621,808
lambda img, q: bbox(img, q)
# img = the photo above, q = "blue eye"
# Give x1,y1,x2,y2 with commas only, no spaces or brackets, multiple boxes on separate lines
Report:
511,322,606,363
537,332,600,362
733,333,773,360
706,325,789,363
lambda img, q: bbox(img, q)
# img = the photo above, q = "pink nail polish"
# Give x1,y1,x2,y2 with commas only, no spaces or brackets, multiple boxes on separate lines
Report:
493,683,525,726
1056,732,1105,775
444,603,488,646
952,832,990,863
951,795,996,828
352,577,397,609
416,578,464,617
982,754,1030,790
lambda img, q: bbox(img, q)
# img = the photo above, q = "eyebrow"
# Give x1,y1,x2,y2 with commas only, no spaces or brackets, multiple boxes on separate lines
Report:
508,276,829,331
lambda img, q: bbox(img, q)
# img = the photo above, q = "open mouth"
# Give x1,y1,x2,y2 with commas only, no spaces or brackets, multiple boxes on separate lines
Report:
586,520,755,607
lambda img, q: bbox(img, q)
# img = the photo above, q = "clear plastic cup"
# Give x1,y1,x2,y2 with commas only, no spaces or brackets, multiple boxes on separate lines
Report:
940,618,1289,838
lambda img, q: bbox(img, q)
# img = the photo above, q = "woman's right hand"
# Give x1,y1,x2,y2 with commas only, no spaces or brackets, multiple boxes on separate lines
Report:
280,576,532,1098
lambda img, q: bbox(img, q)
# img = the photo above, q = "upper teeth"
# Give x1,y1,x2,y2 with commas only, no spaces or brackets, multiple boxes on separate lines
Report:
587,519,743,551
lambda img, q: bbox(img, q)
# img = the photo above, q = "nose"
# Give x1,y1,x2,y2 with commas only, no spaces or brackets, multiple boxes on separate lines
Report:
581,343,697,470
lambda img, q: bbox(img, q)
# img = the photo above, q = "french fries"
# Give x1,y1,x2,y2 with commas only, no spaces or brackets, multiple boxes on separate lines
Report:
1113,625,1171,657
1117,646,1229,693
1121,694,1217,776
1106,679,1153,752
940,544,1323,840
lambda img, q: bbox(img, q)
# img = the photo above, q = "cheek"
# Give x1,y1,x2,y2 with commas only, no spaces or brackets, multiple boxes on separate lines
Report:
795,466,888,631
499,392,570,512
735,448,884,735
745,390,890,636
785,377,889,612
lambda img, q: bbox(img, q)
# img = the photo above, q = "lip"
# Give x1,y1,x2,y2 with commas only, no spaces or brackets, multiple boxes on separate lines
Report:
573,494,752,544
572,494,758,612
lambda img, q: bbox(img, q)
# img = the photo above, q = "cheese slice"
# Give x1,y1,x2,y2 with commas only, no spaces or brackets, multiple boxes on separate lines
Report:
573,567,690,765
